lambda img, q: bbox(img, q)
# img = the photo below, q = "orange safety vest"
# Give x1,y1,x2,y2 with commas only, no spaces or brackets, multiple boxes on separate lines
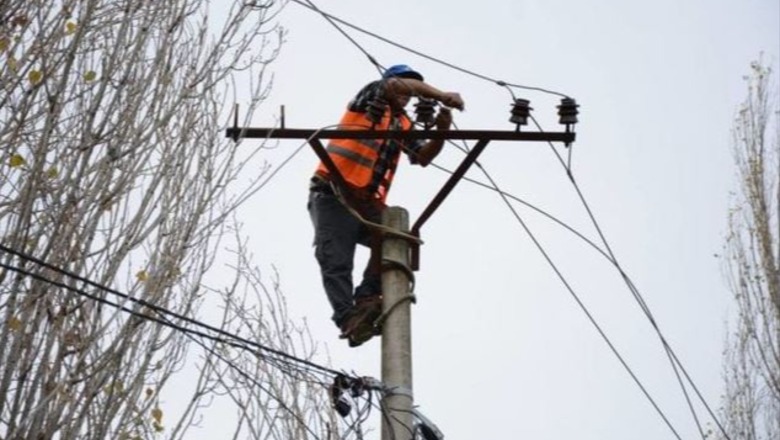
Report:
315,108,413,204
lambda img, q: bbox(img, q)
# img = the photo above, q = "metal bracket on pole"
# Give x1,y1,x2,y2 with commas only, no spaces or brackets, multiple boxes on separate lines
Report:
225,127,574,143
224,123,576,271
231,104,240,142
410,138,491,271
383,384,414,400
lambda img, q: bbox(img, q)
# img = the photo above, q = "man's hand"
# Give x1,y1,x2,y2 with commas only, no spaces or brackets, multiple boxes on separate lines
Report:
439,92,464,111
435,107,453,130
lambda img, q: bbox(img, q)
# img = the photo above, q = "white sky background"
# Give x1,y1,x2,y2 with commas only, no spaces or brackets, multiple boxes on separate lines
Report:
208,0,780,439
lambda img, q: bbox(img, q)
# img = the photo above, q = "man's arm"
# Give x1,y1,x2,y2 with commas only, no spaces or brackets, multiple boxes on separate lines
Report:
384,78,465,110
383,77,464,166
415,108,452,166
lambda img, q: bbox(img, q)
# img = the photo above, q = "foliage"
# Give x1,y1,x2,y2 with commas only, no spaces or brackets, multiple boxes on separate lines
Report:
0,1,341,438
720,59,780,440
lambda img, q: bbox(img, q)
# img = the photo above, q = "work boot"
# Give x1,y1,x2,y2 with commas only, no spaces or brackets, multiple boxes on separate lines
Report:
355,295,383,335
339,295,382,347
339,312,374,347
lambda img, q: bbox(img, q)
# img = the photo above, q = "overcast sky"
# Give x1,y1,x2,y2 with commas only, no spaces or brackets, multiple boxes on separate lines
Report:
212,1,780,439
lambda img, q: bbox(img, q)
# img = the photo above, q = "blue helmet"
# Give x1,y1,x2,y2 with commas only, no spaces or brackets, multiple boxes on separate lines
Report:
382,64,424,82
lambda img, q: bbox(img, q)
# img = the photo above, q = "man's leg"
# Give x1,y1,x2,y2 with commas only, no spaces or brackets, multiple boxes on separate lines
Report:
352,206,384,337
354,230,382,299
308,191,362,328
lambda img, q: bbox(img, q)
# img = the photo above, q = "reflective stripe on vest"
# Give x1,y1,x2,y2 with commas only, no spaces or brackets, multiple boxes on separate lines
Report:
326,144,374,168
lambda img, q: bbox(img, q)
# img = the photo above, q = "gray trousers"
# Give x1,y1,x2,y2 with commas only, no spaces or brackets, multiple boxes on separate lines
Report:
308,189,383,327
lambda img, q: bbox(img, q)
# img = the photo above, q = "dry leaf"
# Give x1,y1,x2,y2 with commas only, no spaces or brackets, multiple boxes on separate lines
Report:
12,15,29,27
9,153,25,168
151,407,163,424
28,69,42,85
65,21,77,35
8,317,22,331
135,270,148,282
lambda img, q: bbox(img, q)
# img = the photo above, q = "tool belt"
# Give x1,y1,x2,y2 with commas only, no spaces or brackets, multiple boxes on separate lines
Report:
310,175,381,202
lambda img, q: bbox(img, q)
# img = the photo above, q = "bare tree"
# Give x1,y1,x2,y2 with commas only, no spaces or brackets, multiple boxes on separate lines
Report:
0,1,345,439
720,59,780,440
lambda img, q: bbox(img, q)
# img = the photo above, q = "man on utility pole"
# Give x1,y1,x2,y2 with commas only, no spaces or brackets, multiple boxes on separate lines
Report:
307,64,464,347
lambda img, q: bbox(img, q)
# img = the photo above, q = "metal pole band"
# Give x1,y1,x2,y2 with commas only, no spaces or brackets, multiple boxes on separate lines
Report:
374,294,417,331
383,385,414,400
381,257,416,287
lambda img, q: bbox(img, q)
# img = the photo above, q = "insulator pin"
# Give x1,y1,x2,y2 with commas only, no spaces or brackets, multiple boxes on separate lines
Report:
509,98,532,130
557,97,579,127
414,98,437,129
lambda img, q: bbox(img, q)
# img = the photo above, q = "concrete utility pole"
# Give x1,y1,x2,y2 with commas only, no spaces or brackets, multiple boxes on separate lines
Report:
224,104,578,437
381,207,414,440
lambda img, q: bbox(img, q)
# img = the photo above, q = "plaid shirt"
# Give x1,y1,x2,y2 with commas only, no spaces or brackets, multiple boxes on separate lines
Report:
348,81,423,195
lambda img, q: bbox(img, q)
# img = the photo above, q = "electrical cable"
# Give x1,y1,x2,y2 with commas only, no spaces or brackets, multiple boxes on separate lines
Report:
0,244,345,380
0,252,375,438
289,0,569,99
418,151,615,262
299,0,384,77
378,398,399,440
346,107,712,438
0,258,323,383
429,113,722,439
528,115,730,440
424,131,709,436
450,153,684,440
339,390,374,440
386,123,683,437
420,120,690,436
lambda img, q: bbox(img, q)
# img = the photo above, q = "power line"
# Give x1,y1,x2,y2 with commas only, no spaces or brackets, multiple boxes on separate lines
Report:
298,0,383,76
2,265,331,438
0,258,322,383
427,114,724,439
0,244,344,380
500,117,729,439
0,245,403,439
444,156,709,423
407,121,615,263
527,116,731,440
454,155,684,440
443,134,714,438
373,121,685,437
0,253,360,436
289,0,569,98
444,122,716,437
